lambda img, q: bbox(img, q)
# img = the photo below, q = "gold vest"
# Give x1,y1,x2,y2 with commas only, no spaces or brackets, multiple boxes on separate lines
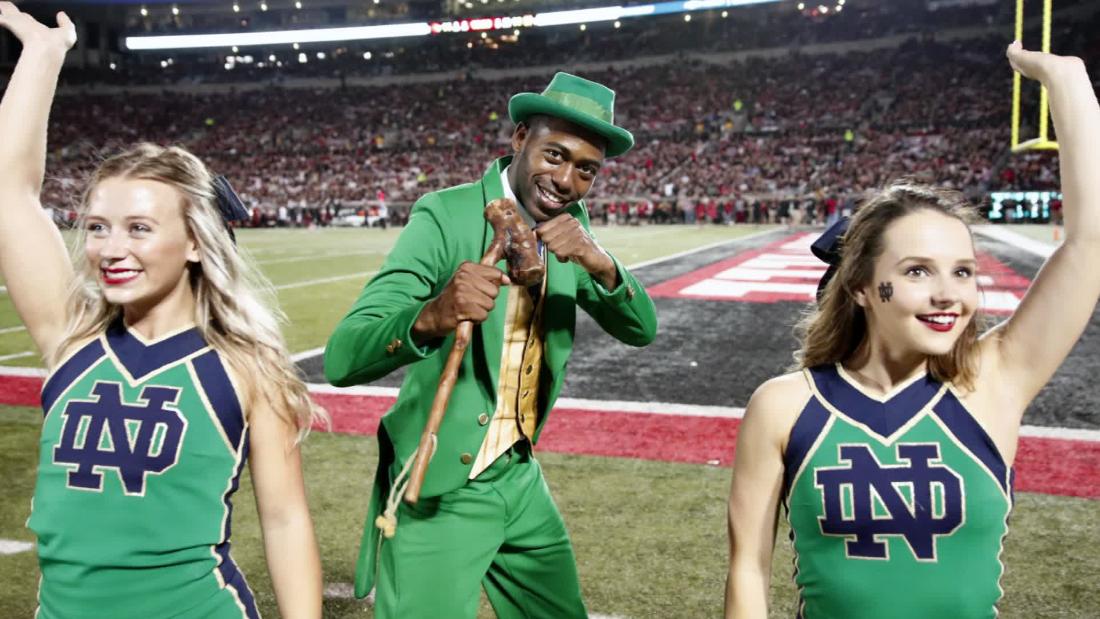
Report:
469,277,546,478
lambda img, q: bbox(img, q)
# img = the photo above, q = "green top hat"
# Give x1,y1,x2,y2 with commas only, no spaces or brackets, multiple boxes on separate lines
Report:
508,72,635,158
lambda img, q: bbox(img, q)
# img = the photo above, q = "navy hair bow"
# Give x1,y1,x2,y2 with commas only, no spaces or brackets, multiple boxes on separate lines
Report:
811,216,850,302
211,175,249,243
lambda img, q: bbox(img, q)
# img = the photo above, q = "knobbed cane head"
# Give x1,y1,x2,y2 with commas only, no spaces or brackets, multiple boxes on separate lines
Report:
484,199,545,287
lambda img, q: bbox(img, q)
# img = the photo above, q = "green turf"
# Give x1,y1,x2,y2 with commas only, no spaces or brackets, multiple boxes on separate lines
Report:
2,404,1098,617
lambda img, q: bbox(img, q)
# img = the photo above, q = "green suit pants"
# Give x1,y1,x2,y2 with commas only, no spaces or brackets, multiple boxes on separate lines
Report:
374,443,587,619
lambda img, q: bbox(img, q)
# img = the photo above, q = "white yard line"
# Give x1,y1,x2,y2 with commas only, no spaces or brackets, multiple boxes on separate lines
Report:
1019,424,1100,443
0,325,26,335
0,539,34,555
972,225,1057,259
274,271,377,291
291,346,326,362
0,351,34,362
0,365,46,377
311,382,736,420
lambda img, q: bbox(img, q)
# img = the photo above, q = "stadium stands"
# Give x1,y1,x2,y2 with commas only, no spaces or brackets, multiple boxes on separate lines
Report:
32,0,1100,225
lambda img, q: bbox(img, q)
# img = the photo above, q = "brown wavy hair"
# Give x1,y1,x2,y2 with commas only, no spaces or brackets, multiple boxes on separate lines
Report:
794,181,983,389
54,143,327,440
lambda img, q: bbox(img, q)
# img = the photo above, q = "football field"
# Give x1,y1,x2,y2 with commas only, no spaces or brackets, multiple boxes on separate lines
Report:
0,224,1097,618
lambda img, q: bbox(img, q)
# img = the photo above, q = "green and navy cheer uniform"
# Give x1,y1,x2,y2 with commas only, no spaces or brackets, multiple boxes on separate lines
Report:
783,364,1013,619
28,319,260,619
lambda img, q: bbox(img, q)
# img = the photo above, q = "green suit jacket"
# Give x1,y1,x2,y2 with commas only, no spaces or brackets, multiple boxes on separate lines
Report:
324,156,658,596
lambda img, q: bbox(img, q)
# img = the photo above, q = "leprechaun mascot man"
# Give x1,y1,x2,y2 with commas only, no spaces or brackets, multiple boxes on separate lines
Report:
325,72,658,619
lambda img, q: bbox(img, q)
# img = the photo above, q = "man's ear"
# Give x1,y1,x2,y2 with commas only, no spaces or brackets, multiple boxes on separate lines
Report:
511,122,529,154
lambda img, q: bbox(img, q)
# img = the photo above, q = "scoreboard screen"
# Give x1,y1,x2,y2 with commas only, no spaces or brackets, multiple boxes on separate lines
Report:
987,191,1062,223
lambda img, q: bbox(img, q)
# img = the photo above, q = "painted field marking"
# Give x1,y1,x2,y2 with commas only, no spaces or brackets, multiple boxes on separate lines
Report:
0,539,33,555
322,582,362,601
307,382,746,419
973,225,1056,258
649,232,1031,314
0,325,26,335
274,271,377,291
0,351,34,362
291,346,326,362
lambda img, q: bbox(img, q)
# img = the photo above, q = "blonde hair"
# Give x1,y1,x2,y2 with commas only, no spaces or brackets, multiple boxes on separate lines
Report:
53,143,326,438
794,181,983,389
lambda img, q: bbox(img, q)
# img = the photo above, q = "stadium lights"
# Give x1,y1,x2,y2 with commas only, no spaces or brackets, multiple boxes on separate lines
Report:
536,7,621,27
124,0,780,50
126,22,433,50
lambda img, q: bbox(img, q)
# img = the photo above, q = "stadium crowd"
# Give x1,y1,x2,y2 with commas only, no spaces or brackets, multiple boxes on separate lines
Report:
38,10,1099,227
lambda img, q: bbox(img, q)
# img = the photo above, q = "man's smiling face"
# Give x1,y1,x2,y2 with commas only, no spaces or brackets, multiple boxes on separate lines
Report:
508,114,607,222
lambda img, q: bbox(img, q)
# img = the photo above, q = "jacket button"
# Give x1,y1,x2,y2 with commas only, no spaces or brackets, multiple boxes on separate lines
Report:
477,413,490,426
460,453,473,465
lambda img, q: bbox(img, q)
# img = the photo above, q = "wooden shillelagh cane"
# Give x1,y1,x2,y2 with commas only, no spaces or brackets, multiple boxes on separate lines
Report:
403,199,545,504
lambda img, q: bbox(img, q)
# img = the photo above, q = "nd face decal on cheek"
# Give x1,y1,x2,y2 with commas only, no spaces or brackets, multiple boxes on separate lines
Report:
878,281,894,303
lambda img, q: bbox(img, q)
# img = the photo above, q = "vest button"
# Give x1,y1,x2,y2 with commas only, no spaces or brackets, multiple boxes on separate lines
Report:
460,453,473,465
477,413,489,426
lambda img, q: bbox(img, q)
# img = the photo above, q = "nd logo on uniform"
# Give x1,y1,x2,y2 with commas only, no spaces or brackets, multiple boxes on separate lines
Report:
814,443,964,561
53,381,188,496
